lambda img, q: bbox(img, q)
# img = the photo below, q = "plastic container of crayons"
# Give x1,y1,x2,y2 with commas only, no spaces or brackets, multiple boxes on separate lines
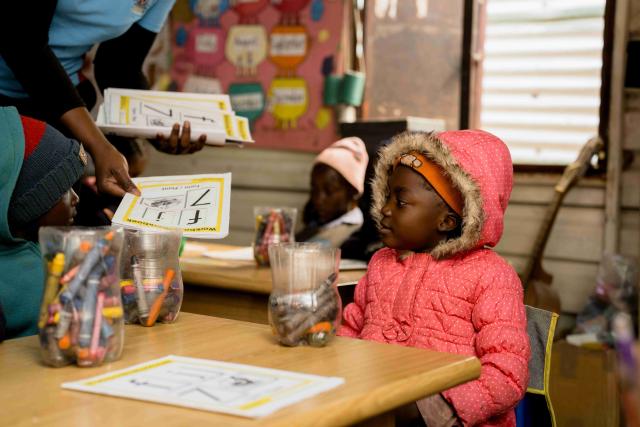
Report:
267,243,341,347
37,227,125,367
120,229,183,326
253,207,297,266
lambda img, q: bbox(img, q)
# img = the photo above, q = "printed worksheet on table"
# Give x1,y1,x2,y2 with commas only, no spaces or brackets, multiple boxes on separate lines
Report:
111,174,231,239
62,355,344,418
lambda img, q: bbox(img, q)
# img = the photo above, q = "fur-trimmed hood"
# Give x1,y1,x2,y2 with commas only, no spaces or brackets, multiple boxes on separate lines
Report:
371,130,513,259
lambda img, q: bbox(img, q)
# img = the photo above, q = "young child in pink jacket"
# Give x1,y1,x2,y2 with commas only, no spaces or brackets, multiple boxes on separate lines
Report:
338,130,530,427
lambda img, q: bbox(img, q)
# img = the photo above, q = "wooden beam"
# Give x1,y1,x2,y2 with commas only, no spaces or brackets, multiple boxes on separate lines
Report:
604,0,630,253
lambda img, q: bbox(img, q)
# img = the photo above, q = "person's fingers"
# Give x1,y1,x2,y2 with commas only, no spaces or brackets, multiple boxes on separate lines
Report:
179,121,191,154
103,208,114,221
169,123,181,154
188,134,207,154
99,178,126,198
113,167,141,196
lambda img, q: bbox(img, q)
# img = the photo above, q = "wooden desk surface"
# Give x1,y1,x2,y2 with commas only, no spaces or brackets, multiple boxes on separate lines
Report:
1,313,480,427
180,243,366,294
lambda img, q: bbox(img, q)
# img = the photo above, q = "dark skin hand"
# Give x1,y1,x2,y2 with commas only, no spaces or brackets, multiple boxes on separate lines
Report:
152,121,207,154
61,107,140,198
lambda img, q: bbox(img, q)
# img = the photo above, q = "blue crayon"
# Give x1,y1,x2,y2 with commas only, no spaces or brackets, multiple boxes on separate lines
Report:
60,233,113,303
100,320,114,342
78,266,102,347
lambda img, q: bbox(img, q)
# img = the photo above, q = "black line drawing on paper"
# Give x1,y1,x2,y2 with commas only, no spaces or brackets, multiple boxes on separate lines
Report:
142,196,184,210
188,188,211,207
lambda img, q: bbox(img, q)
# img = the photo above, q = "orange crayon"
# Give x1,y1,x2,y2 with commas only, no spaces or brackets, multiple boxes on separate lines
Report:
144,269,175,327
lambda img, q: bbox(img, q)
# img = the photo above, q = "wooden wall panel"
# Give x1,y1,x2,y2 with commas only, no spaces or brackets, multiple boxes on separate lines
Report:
630,0,640,40
497,205,604,262
144,147,314,191
505,255,599,313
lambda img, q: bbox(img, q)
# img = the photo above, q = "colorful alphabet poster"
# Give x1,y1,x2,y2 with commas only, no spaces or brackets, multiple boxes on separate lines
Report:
111,174,231,239
168,0,344,152
62,355,344,418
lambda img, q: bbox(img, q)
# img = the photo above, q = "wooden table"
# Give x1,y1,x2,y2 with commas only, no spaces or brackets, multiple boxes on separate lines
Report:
1,313,480,427
179,243,366,324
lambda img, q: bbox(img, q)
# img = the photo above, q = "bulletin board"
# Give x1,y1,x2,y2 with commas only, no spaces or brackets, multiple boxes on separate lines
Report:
168,0,344,152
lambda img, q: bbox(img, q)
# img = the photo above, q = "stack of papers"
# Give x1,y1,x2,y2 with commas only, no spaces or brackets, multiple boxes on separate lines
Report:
96,88,253,146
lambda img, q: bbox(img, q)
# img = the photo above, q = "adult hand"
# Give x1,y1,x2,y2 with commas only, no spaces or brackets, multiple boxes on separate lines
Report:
60,106,141,198
152,120,207,154
93,142,141,197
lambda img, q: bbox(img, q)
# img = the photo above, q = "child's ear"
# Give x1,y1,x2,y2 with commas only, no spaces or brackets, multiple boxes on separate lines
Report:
438,211,459,233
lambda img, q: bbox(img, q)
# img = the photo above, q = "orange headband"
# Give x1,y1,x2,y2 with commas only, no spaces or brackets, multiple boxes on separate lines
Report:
394,151,464,216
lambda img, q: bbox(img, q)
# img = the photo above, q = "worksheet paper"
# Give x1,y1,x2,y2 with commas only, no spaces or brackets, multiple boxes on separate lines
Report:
111,174,231,239
61,355,344,418
96,88,253,145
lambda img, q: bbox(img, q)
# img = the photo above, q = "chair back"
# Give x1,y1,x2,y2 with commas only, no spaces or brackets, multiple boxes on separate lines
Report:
516,306,559,427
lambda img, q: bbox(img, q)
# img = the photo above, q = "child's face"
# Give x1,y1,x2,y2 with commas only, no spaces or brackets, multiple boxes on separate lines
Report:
379,166,454,251
37,189,79,227
311,164,355,224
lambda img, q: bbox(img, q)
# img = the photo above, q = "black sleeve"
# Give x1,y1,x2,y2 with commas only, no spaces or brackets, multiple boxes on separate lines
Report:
93,23,157,93
0,1,85,122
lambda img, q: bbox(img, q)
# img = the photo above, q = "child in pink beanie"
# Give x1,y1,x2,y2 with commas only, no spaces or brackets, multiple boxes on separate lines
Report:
297,137,369,249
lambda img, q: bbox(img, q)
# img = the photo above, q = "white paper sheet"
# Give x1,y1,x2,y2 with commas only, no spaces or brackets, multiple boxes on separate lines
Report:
62,355,344,418
96,88,253,144
202,246,368,270
111,174,231,239
203,246,254,261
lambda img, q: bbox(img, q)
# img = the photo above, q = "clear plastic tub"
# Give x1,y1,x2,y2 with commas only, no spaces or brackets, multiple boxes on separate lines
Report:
120,229,183,326
253,206,297,266
267,243,341,347
38,226,125,367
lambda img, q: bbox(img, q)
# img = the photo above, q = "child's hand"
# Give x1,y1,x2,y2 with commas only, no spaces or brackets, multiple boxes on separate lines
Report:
152,121,207,154
415,394,461,427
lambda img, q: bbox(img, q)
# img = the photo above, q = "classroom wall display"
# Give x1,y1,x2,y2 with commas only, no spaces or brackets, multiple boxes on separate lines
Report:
168,0,344,152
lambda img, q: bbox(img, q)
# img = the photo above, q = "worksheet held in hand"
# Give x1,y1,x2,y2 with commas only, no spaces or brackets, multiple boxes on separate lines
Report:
111,174,231,239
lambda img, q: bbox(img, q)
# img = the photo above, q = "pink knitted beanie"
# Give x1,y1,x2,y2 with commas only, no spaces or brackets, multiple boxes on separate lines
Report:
314,137,369,195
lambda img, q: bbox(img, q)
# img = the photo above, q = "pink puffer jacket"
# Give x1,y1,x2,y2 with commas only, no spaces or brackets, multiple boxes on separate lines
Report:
338,130,530,427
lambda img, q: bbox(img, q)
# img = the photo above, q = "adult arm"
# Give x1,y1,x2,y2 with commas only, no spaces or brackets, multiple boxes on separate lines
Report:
94,23,205,154
0,1,138,197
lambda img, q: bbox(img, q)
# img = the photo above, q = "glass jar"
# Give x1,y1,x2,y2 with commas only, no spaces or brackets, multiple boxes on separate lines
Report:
38,226,125,367
267,243,341,347
120,229,183,326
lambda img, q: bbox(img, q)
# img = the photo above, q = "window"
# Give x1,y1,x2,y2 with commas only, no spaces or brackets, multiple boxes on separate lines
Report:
479,0,606,165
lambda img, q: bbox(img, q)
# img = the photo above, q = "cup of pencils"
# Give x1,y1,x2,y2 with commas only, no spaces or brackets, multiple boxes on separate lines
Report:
267,243,341,347
253,207,297,266
38,226,125,367
120,229,183,327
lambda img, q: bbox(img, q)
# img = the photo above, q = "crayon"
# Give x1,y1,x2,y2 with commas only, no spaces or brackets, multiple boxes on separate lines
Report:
60,232,113,303
55,303,73,339
90,292,105,358
78,266,102,347
144,269,175,327
131,255,149,318
38,253,65,328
